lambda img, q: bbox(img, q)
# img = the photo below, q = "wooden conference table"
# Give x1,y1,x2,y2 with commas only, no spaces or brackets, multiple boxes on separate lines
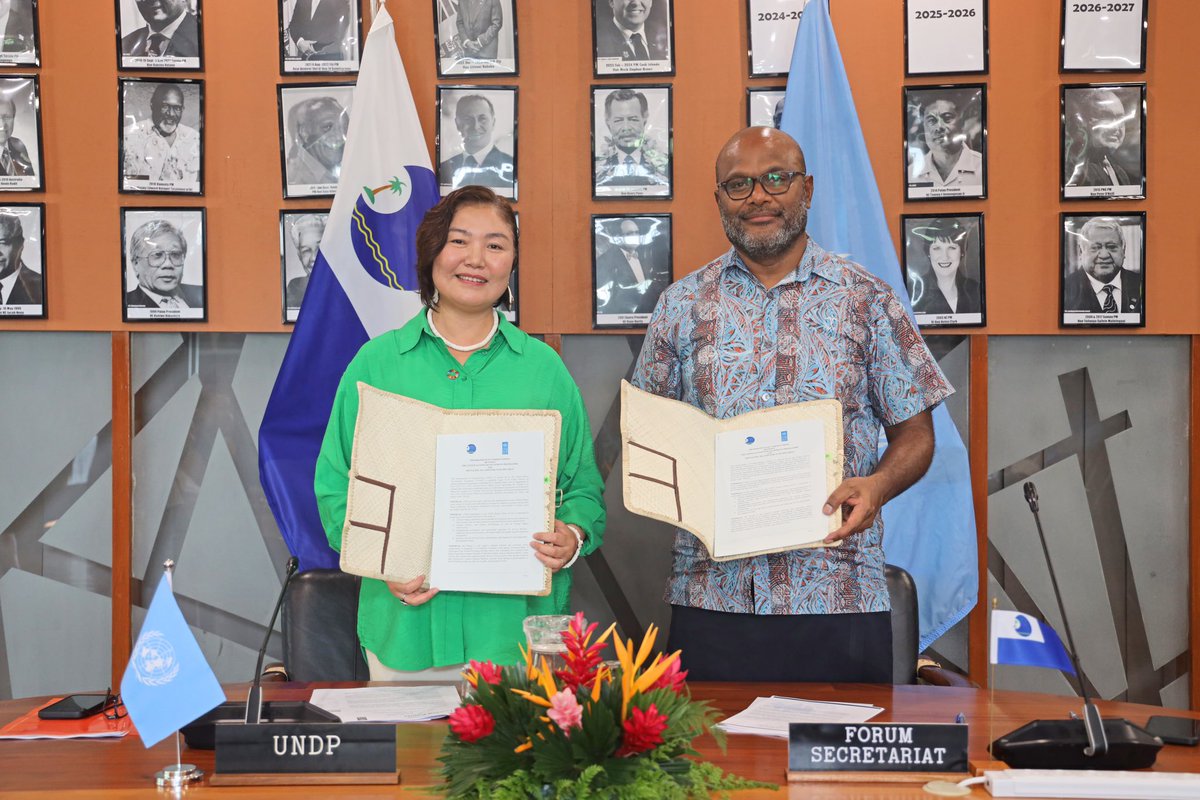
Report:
2,682,1198,798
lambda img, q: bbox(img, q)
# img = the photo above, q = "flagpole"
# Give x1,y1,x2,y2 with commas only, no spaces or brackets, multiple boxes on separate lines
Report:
153,559,204,788
988,597,996,757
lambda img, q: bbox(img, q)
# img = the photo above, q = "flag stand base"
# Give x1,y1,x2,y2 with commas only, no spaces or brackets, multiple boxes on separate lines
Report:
155,763,203,787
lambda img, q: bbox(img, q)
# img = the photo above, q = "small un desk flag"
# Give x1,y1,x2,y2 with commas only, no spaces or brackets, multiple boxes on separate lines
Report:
990,609,1076,675
120,571,225,748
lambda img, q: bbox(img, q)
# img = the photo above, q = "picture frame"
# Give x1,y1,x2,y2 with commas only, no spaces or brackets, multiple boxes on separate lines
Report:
903,83,987,201
591,84,672,200
118,77,204,196
0,74,44,192
904,0,988,77
747,0,807,78
0,203,46,319
115,0,203,72
0,0,40,67
592,0,675,78
120,207,207,323
278,82,354,199
435,0,519,77
746,86,787,128
278,0,362,76
280,208,328,324
901,213,985,328
1061,82,1145,200
1060,212,1145,328
1060,0,1147,73
436,85,518,200
592,213,672,329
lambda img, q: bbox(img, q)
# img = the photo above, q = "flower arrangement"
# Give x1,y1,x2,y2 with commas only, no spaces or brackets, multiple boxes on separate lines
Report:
438,613,772,799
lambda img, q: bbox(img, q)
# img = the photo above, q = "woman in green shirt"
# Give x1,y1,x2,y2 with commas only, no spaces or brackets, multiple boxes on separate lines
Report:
315,187,606,677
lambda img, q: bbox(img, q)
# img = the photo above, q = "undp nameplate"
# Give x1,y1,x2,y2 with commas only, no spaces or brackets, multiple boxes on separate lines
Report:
215,723,396,777
788,722,968,774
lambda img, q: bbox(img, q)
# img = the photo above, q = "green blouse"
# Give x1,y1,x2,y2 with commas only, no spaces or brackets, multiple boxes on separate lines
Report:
315,313,606,670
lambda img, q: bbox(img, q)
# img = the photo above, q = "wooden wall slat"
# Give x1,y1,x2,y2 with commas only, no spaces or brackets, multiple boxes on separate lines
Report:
110,332,132,686
968,334,989,685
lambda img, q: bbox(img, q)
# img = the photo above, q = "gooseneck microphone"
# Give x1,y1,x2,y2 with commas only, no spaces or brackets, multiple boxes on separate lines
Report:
245,556,300,724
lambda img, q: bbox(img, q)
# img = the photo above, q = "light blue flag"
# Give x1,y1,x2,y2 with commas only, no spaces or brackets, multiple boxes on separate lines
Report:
120,575,225,748
779,0,977,651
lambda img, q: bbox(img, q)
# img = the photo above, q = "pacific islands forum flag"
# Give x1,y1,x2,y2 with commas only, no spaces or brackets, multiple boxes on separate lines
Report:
259,2,436,571
990,609,1077,675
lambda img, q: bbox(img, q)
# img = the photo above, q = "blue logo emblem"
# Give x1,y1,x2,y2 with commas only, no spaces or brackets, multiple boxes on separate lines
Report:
745,436,756,445
1013,615,1033,638
781,430,789,443
348,166,438,290
502,441,509,455
466,444,477,454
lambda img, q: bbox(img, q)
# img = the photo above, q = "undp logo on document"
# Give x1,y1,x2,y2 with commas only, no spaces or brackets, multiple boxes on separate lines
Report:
131,630,180,687
349,165,438,291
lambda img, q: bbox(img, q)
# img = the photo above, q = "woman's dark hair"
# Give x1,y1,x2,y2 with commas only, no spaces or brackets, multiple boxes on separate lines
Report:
916,218,969,258
415,185,519,309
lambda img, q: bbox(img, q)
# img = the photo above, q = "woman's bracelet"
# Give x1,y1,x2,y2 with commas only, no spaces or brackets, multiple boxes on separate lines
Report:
562,524,586,569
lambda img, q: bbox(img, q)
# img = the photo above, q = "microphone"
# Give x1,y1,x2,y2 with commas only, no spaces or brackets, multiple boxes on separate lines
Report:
245,557,299,724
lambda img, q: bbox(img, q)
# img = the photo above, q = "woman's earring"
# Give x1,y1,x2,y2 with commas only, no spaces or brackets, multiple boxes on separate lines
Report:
432,288,440,307
505,285,515,308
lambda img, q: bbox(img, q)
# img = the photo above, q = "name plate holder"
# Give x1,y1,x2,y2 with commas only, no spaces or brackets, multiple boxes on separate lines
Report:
787,722,969,784
210,723,399,786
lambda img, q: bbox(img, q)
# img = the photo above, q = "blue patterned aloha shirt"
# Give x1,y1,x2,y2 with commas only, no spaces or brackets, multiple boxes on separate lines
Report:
631,241,952,615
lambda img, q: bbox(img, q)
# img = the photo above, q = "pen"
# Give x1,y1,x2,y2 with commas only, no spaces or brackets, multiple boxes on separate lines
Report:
955,712,966,724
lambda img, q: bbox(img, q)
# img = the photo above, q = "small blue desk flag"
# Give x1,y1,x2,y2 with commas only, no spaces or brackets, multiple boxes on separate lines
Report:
120,575,225,747
990,609,1077,675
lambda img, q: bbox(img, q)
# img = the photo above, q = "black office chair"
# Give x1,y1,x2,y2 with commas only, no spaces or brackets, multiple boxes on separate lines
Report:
885,563,971,687
268,568,369,682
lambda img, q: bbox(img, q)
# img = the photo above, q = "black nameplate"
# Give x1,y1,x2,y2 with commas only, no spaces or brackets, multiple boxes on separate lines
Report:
788,722,968,773
215,723,396,775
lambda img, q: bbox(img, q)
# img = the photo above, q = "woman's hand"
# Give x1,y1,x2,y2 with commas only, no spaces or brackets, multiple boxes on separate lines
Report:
385,575,439,607
531,520,582,573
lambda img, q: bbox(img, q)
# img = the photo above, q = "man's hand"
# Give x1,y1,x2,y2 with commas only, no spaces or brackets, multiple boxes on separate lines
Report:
531,519,580,573
384,575,438,607
822,477,886,544
462,38,481,55
296,38,316,57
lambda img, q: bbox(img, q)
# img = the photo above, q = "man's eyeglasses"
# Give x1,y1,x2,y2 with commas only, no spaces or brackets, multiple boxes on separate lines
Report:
718,170,805,200
102,688,126,720
138,250,186,267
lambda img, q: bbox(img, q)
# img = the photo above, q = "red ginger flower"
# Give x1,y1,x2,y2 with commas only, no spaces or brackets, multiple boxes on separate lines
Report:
650,656,687,693
468,659,503,686
555,611,609,693
449,704,495,743
616,704,669,756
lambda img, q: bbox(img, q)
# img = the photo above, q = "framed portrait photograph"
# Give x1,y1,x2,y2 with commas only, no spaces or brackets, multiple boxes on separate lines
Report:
437,85,517,200
278,82,353,199
0,0,39,66
904,0,987,76
1061,83,1145,200
746,86,786,128
280,209,327,323
592,0,674,77
435,0,518,77
279,0,362,75
747,0,807,77
1061,212,1145,328
592,213,671,329
901,213,985,328
903,83,986,201
1061,0,1147,73
592,85,672,199
0,203,45,319
119,78,203,195
115,0,203,71
0,75,43,192
121,207,207,323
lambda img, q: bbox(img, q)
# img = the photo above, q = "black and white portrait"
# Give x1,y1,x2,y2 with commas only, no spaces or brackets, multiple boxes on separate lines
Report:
278,82,353,199
0,75,42,192
904,83,986,201
1061,213,1145,328
746,87,786,128
592,0,674,77
436,0,518,77
0,203,44,319
280,210,327,323
1061,83,1145,200
593,214,671,328
592,85,671,199
121,208,207,322
747,0,806,77
116,0,202,71
279,0,361,75
119,78,203,195
437,86,517,200
902,213,985,328
0,0,38,66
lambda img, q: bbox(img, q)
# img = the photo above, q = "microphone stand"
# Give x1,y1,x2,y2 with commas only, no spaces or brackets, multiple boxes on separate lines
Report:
245,557,299,724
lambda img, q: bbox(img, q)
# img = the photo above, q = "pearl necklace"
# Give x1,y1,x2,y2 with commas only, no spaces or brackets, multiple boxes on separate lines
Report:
427,308,499,352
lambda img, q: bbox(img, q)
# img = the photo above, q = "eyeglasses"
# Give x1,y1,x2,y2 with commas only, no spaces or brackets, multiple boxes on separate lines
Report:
138,250,186,267
102,688,126,721
718,170,805,200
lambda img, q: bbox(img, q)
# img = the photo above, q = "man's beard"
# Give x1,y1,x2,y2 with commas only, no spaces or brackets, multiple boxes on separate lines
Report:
719,201,808,263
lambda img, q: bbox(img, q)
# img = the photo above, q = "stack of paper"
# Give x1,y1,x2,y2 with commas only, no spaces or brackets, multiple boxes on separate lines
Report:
0,703,134,740
717,695,884,738
308,685,462,723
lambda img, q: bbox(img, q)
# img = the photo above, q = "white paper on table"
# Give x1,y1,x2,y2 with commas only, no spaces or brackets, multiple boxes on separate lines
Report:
308,686,462,723
430,430,546,593
713,420,828,558
716,696,884,738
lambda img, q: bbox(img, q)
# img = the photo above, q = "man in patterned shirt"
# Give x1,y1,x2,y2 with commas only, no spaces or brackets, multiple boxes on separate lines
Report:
122,83,200,191
631,127,952,682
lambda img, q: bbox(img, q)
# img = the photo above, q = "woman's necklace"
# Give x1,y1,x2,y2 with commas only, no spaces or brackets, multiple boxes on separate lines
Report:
427,308,499,352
